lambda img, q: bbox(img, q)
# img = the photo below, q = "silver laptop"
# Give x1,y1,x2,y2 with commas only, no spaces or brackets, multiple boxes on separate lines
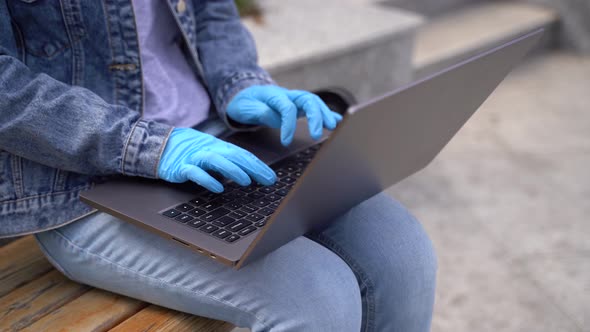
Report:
80,29,543,269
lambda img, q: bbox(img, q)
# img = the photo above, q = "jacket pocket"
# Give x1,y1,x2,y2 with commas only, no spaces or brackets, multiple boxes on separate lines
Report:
7,0,85,59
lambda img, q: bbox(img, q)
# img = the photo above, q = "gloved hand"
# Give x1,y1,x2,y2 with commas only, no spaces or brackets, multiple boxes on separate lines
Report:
226,85,343,146
157,128,276,193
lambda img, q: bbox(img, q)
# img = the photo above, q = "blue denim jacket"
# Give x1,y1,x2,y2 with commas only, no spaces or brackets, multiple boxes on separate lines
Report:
0,0,274,238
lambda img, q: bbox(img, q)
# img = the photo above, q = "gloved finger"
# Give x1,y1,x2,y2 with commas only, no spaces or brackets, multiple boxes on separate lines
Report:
263,93,297,146
224,146,277,185
192,151,251,187
181,164,224,193
289,92,324,140
254,103,282,129
318,99,343,130
226,98,263,125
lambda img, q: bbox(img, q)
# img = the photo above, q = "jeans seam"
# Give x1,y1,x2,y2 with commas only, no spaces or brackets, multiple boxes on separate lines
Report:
10,155,23,198
50,228,271,330
34,232,76,279
308,232,376,332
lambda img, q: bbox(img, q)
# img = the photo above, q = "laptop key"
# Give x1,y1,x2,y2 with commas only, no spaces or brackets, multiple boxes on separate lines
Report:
239,186,256,193
188,219,206,228
257,207,274,216
200,224,218,233
225,234,240,243
212,216,235,227
227,190,246,198
276,189,289,196
162,209,181,218
295,160,307,168
255,220,267,227
187,208,206,217
221,196,234,203
227,220,252,232
258,186,274,194
270,202,280,209
189,197,206,205
199,207,230,222
228,210,247,219
175,204,194,212
284,165,299,173
175,214,194,223
200,198,225,211
201,192,219,200
238,226,257,236
236,197,253,205
241,205,257,213
270,182,286,190
225,202,242,210
281,177,296,184
266,194,280,202
252,199,270,208
247,192,265,199
245,213,264,222
212,228,231,239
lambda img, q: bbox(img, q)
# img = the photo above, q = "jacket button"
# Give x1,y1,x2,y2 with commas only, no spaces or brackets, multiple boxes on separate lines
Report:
176,0,186,13
43,43,57,57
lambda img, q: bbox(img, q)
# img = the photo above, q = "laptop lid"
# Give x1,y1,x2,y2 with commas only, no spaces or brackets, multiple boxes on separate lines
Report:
236,29,544,268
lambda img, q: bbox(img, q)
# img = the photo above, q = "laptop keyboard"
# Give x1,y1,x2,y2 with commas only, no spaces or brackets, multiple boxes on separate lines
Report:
160,144,321,244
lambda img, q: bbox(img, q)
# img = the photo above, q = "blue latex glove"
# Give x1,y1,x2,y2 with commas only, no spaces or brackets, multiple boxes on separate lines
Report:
157,128,276,193
226,85,343,146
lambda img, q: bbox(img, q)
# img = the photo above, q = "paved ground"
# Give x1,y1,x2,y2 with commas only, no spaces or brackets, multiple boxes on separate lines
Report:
387,52,590,331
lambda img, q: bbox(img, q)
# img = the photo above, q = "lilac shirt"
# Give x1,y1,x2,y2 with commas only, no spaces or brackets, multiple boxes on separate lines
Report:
132,0,211,128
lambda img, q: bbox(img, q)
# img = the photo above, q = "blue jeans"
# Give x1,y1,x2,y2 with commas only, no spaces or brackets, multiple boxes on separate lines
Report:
35,192,437,331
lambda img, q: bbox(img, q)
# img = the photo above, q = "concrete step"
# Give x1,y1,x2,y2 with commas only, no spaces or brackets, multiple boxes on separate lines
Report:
243,0,423,103
412,2,559,79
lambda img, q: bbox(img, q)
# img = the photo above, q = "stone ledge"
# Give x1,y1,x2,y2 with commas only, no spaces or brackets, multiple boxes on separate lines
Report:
413,2,558,79
243,0,423,102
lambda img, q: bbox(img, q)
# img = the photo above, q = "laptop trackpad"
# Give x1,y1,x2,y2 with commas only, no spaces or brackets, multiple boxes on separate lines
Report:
224,120,326,165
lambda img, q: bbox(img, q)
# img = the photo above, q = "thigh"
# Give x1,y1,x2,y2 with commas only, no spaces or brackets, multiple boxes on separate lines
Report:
35,212,362,332
308,192,437,332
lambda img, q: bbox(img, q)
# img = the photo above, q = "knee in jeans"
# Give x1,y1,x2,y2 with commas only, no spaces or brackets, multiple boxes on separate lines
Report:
287,278,362,331
384,200,438,290
366,194,438,287
267,255,363,331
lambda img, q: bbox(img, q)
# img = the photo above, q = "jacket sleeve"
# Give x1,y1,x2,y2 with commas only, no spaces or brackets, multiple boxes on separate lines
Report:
192,0,275,129
0,53,173,178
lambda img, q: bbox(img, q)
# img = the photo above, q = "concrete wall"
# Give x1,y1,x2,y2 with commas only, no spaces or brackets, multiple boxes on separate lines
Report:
526,0,590,53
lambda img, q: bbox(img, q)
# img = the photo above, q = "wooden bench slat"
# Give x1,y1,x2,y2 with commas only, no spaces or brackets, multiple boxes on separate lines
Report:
109,305,234,332
1,236,233,331
0,236,53,298
0,269,90,331
20,288,146,332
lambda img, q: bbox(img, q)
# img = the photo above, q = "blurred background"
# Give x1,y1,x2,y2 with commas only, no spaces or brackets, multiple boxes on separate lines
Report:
0,1,586,331
235,0,589,331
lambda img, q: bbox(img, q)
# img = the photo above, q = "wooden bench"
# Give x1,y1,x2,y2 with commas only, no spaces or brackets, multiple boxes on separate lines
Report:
0,236,234,332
